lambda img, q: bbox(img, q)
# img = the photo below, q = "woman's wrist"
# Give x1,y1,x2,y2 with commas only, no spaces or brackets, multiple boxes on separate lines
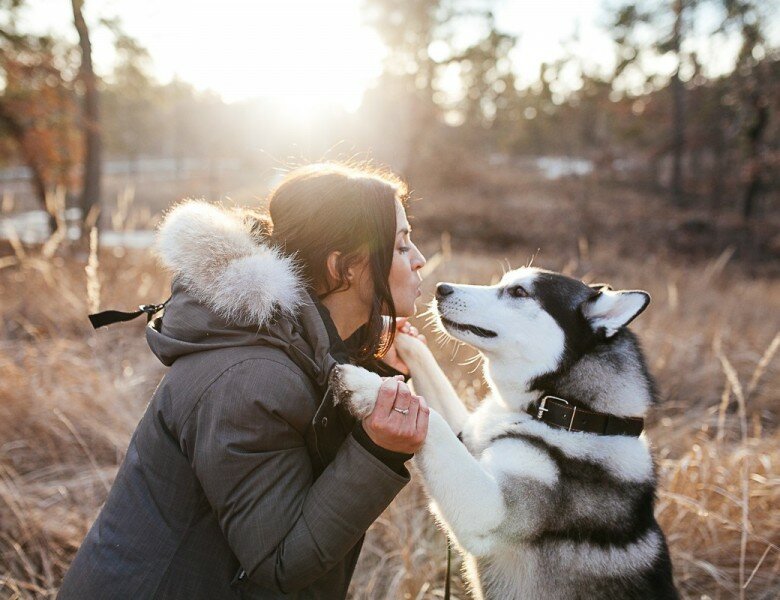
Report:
365,358,410,382
351,421,413,475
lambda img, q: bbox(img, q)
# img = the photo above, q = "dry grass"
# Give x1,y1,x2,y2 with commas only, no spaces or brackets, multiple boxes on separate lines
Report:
0,172,778,599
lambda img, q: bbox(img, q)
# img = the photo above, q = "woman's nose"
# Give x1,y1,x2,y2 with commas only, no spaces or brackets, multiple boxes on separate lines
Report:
413,247,426,270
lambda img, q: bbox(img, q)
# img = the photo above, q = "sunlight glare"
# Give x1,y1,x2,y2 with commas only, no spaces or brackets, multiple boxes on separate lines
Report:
142,0,386,114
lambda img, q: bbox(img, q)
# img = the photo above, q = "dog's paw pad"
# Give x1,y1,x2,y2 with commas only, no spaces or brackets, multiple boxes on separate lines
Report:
329,365,382,419
329,365,351,406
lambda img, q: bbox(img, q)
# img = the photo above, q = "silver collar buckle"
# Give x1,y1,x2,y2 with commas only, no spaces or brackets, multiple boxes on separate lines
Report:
536,395,578,431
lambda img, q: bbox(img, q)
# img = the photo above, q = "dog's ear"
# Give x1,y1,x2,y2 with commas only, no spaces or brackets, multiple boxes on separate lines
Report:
580,289,650,338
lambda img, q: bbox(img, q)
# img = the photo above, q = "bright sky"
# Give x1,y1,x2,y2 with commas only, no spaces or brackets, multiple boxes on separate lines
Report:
8,0,779,112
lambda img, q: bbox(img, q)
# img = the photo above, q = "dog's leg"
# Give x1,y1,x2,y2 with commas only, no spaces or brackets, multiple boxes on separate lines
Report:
414,410,507,556
394,334,469,433
332,364,548,557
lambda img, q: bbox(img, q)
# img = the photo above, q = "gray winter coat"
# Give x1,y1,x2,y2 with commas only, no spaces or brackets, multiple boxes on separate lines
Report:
58,201,409,599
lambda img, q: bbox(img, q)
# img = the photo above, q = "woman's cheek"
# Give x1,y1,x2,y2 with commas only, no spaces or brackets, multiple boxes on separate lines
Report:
395,256,411,287
389,255,409,306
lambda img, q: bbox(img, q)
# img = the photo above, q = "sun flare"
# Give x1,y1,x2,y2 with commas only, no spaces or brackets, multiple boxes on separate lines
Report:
137,0,386,113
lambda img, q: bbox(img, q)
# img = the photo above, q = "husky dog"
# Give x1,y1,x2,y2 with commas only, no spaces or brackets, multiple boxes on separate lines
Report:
331,267,678,599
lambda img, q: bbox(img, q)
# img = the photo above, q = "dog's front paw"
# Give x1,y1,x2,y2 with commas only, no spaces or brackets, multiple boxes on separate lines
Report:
329,365,383,419
393,332,431,369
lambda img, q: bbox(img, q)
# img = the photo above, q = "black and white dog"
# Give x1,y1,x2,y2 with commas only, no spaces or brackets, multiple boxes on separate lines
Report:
332,267,678,599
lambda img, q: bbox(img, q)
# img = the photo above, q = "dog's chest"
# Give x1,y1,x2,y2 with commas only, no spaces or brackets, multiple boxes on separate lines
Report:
460,398,526,456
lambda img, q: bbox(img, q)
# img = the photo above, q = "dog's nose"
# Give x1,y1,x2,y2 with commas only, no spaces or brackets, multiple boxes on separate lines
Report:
436,283,455,299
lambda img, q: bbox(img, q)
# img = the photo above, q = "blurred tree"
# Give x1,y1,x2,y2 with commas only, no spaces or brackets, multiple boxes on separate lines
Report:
0,1,161,232
609,0,699,205
718,0,774,219
452,14,516,131
516,63,559,155
363,0,442,171
365,0,442,92
0,0,81,229
607,0,777,217
70,0,101,229
100,32,157,169
0,0,104,231
363,0,517,170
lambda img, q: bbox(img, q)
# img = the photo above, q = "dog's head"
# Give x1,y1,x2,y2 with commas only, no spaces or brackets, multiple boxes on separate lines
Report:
434,267,650,384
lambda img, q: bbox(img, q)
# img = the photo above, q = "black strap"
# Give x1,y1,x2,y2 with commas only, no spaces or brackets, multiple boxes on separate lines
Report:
444,431,463,600
443,431,466,598
444,539,452,600
88,297,170,330
527,395,644,437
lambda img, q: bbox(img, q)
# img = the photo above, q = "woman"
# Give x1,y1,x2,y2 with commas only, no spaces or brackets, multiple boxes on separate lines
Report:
59,163,429,599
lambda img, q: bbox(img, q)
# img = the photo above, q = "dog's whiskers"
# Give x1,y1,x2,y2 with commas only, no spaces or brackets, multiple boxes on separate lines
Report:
526,249,539,268
467,361,483,375
501,258,512,276
460,351,484,374
460,352,481,366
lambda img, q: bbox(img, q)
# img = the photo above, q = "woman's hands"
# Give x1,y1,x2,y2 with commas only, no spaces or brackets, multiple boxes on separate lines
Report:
381,318,427,375
362,376,429,454
362,318,430,453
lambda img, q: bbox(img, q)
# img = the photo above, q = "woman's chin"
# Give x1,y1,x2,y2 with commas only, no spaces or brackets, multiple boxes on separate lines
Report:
392,290,421,318
400,299,419,317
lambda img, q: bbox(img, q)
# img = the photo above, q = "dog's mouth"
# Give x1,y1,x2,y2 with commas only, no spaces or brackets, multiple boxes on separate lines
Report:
440,317,498,338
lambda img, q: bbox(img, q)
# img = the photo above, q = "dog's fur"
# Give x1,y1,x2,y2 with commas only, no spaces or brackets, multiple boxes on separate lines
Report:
331,267,678,599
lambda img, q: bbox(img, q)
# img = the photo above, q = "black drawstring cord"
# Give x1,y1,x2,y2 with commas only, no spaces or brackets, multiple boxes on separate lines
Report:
444,538,452,599
445,431,466,599
88,297,171,330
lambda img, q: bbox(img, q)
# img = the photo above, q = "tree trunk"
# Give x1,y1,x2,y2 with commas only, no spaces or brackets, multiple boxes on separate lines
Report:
710,117,727,210
742,87,768,220
71,0,101,230
670,0,686,206
0,101,56,232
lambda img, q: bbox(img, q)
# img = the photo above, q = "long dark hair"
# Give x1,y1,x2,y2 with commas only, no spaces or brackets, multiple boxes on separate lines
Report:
258,163,408,361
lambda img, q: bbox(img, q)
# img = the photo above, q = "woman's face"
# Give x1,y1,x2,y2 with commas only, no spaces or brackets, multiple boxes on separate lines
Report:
388,200,426,317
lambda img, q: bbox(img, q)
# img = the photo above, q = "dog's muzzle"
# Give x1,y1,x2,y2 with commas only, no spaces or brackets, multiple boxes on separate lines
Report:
440,316,498,338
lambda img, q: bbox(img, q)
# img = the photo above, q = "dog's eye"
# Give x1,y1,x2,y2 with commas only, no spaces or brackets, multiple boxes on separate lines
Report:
507,285,529,298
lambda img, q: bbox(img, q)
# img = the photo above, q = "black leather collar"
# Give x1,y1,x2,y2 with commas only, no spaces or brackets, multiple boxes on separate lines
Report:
527,395,644,437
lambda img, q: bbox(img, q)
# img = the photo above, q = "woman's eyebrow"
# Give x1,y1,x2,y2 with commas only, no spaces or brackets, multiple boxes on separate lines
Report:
397,226,411,236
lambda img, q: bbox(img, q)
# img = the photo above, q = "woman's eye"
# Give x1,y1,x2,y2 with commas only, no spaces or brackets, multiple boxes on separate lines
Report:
507,285,528,298
398,246,411,254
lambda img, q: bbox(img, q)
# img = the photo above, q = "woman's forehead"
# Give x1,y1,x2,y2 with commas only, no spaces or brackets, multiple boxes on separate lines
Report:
395,200,410,233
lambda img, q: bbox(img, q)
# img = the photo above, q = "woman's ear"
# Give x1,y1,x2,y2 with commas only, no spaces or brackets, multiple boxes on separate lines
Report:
325,249,369,292
341,251,370,282
326,251,343,285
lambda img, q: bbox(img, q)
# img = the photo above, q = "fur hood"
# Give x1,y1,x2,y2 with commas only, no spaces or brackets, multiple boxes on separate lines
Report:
155,200,305,327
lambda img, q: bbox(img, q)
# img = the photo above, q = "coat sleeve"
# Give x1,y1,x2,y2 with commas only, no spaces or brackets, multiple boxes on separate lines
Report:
187,358,409,593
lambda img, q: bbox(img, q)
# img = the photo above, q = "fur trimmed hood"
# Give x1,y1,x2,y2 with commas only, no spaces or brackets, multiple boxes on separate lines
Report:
155,200,305,327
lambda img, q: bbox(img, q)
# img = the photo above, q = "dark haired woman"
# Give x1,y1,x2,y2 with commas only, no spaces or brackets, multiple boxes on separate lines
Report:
59,163,429,599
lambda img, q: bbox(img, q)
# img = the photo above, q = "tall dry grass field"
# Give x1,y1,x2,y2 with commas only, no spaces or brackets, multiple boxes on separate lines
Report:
1,173,778,599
